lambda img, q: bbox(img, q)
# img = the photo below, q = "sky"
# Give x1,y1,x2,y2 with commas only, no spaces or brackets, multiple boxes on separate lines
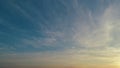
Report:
0,0,120,68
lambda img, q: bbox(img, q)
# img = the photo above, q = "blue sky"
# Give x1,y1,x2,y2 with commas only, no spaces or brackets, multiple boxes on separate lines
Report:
1,0,120,68
0,0,109,53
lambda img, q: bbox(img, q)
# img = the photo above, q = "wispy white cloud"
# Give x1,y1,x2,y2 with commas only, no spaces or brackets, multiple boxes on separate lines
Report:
21,31,66,48
1,0,120,67
72,3,115,48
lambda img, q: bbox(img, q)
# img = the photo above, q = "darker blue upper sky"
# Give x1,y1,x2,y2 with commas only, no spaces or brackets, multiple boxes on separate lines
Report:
0,0,112,53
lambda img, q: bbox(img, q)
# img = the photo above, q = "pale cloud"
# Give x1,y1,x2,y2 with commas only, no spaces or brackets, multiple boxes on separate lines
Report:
21,31,65,48
1,1,120,68
0,43,16,52
105,4,120,48
13,2,120,66
22,37,56,48
72,3,117,48
45,31,65,38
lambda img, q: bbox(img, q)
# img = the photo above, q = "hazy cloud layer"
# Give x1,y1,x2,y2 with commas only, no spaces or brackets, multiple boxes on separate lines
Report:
0,0,120,68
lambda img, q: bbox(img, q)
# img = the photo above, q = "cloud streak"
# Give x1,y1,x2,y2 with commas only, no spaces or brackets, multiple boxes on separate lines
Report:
1,0,120,68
